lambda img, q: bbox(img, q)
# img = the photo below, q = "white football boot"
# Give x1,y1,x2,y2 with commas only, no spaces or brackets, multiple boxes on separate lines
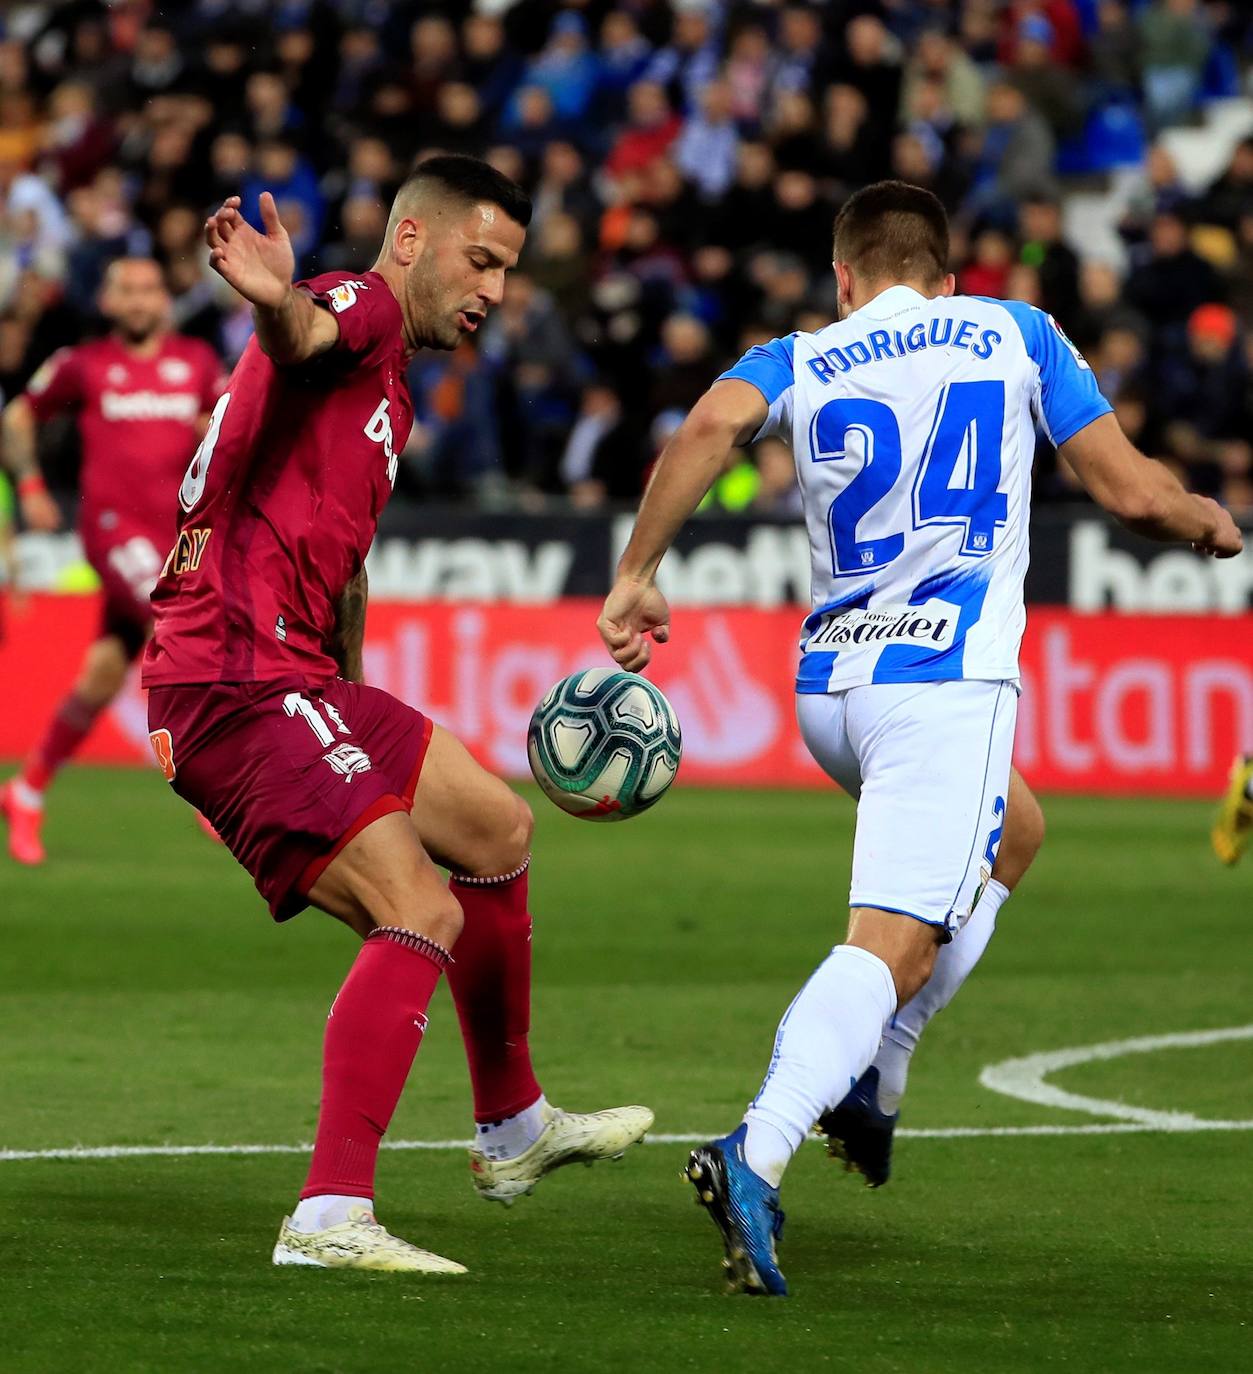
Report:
272,1204,467,1274
469,1102,654,1204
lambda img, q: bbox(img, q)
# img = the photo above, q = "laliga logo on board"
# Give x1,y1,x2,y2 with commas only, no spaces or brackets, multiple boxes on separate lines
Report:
651,618,779,765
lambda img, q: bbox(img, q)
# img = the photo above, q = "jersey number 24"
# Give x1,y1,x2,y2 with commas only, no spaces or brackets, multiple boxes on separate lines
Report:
809,379,1008,576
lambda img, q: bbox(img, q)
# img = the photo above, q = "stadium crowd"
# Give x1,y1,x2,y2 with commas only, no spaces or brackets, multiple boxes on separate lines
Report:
0,0,1251,517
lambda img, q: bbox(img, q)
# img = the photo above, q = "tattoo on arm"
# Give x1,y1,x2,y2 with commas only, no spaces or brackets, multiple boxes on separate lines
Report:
331,565,368,683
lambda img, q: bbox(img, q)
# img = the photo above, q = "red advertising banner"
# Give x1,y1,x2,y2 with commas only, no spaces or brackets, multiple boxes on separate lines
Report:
3,594,1250,796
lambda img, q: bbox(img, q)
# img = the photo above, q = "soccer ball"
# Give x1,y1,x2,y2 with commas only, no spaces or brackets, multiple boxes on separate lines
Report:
527,668,682,821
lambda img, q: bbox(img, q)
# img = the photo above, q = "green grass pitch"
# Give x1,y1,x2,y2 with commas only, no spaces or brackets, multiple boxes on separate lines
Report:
2,768,1250,1372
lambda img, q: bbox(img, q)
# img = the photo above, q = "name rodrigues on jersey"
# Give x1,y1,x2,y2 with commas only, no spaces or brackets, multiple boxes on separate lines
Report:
806,318,1003,385
804,600,960,652
101,389,201,422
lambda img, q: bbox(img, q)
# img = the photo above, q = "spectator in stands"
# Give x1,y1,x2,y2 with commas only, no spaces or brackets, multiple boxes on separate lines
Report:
561,381,647,507
460,13,523,127
1124,209,1225,328
480,272,583,492
1095,322,1150,399
406,343,504,499
1008,14,1086,141
526,211,592,323
834,15,903,169
646,3,720,115
1193,137,1253,233
724,23,774,126
1019,195,1081,322
753,437,803,517
516,12,601,127
530,140,599,235
1158,304,1249,444
603,81,681,186
410,16,460,120
41,83,115,194
650,313,715,418
774,5,829,99
1138,0,1213,130
596,11,654,123
971,82,1057,221
674,79,739,200
900,27,986,130
961,228,1015,298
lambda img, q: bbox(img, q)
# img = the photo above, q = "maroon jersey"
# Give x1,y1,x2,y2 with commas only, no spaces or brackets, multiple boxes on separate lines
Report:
143,271,413,689
25,334,224,547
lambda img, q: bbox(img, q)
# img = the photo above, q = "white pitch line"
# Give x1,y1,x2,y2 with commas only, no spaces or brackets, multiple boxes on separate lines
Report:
7,1025,1252,1166
979,1024,1253,1128
5,1117,1253,1165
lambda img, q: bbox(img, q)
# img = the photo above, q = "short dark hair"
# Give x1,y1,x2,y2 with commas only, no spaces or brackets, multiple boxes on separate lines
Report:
833,180,949,284
401,153,532,228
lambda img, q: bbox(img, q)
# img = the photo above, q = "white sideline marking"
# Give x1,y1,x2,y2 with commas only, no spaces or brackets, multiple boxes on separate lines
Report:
5,1118,1253,1165
6,1026,1252,1165
979,1025,1253,1128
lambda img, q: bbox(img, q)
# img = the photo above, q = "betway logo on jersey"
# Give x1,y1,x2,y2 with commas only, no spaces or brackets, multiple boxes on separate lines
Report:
101,390,199,422
804,599,959,652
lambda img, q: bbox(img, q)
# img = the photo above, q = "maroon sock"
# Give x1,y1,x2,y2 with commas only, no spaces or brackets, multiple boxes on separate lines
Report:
300,927,449,1200
447,860,543,1123
22,691,104,792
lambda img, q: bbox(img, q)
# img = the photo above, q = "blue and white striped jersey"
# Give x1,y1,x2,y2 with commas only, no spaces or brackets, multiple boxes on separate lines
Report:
720,286,1111,692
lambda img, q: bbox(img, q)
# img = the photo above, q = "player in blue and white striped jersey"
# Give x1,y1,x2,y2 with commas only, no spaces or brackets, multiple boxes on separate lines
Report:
599,181,1243,1297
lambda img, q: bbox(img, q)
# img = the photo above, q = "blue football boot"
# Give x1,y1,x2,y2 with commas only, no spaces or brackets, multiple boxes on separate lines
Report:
686,1123,787,1296
816,1065,897,1188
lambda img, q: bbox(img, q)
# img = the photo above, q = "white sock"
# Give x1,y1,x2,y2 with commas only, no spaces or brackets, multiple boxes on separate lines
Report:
743,945,897,1187
11,778,44,809
872,879,1011,1114
475,1094,547,1161
288,1193,372,1233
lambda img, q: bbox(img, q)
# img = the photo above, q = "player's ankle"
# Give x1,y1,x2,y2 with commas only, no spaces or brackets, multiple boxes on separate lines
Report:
475,1094,548,1160
10,777,45,810
742,1117,791,1188
289,1193,372,1233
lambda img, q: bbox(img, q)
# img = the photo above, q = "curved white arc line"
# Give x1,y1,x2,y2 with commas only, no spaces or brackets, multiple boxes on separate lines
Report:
979,1025,1253,1127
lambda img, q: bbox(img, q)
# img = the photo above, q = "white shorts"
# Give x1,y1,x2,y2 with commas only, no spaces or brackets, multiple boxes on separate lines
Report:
797,680,1017,938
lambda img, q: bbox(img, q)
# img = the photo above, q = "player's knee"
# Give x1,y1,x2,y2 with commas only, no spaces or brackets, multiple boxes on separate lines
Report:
507,794,534,869
994,790,1046,891
894,940,940,1006
462,789,532,878
385,888,464,951
78,638,129,704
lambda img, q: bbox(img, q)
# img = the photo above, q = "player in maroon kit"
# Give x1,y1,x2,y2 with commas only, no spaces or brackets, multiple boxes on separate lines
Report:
0,257,224,864
144,156,652,1273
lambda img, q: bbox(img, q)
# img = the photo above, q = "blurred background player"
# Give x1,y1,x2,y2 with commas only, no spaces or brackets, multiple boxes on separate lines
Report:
599,180,1242,1296
146,156,651,1274
0,258,224,864
1211,753,1253,864
0,469,17,640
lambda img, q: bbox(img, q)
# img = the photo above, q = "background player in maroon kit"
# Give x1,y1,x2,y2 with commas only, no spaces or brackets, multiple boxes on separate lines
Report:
144,156,652,1273
0,258,224,864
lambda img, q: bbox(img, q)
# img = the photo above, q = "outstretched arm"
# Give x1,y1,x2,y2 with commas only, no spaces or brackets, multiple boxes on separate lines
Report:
598,379,767,672
1,397,60,530
205,192,339,366
1060,413,1242,557
331,565,368,684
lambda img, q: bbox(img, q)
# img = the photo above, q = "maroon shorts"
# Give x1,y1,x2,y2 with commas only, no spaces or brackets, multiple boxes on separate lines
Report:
82,525,160,659
147,678,432,921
